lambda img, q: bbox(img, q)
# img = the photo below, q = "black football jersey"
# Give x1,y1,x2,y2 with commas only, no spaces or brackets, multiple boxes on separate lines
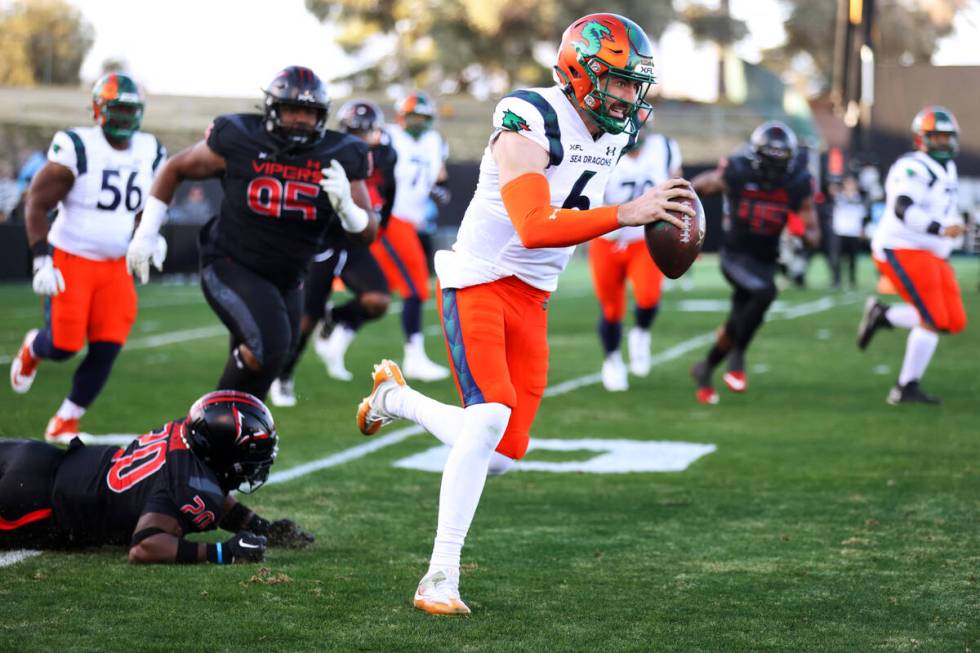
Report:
721,151,813,262
50,420,226,547
201,113,371,289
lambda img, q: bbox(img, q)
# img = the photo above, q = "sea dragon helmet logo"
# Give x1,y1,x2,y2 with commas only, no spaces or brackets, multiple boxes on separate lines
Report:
573,20,614,58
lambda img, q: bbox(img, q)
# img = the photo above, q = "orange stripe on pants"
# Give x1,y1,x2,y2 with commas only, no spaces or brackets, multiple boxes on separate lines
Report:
874,249,966,333
369,216,431,301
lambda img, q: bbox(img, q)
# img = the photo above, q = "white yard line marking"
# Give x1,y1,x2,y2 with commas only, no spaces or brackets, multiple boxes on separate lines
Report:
0,550,41,568
126,325,226,350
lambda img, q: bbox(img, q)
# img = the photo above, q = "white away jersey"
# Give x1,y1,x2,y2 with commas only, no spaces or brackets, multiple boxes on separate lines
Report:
47,126,166,260
872,151,958,259
388,124,447,227
602,133,682,245
437,85,633,292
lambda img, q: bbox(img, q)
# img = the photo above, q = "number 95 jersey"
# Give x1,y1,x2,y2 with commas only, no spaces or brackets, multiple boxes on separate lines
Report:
446,86,632,292
46,126,166,260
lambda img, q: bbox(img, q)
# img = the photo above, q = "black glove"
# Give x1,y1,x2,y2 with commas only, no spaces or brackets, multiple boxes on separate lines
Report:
430,183,451,207
218,531,267,564
247,514,315,549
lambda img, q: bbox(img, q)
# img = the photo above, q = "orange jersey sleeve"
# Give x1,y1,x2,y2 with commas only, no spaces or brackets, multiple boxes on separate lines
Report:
500,173,620,249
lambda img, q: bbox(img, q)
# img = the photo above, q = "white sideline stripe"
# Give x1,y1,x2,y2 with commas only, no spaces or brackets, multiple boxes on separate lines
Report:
126,325,226,350
0,550,41,568
266,425,425,485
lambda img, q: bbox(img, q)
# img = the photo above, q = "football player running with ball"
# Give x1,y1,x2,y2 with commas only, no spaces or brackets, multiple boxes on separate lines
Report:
10,73,168,443
690,121,818,404
856,106,966,405
355,14,693,615
0,391,313,562
127,66,378,401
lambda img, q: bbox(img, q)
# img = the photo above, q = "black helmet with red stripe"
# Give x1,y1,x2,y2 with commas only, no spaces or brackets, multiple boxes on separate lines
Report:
263,65,330,146
186,391,279,493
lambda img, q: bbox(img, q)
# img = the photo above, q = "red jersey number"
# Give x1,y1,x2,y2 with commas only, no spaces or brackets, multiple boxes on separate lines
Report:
106,429,169,494
246,177,319,221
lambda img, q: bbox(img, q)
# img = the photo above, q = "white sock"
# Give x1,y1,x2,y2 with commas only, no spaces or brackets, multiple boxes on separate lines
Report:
885,304,919,330
327,324,356,353
388,386,516,475
56,398,86,420
428,402,512,572
898,326,939,386
406,332,425,355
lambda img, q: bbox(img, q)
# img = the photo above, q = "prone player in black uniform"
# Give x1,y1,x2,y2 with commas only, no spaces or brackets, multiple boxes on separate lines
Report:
126,66,378,400
0,391,313,563
270,100,397,406
690,121,819,404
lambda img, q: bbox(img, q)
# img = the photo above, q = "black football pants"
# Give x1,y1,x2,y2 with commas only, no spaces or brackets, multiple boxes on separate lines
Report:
720,250,778,352
0,440,63,549
201,258,302,400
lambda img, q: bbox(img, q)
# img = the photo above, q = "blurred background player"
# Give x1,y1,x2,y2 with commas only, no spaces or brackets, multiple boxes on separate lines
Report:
10,73,168,443
0,390,313,562
371,91,451,381
828,174,867,290
355,13,693,615
690,121,818,404
857,106,966,405
269,100,395,406
127,66,377,402
590,126,682,391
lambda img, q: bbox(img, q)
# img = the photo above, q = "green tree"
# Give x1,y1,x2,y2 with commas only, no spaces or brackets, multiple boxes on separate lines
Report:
305,0,676,90
0,0,94,87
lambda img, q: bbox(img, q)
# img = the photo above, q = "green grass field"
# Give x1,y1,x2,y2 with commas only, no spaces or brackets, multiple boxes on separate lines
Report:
1,255,978,652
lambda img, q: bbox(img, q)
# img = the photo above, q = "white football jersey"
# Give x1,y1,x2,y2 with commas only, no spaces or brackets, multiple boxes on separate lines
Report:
872,151,958,259
437,85,632,292
388,123,447,227
47,126,166,260
602,133,682,245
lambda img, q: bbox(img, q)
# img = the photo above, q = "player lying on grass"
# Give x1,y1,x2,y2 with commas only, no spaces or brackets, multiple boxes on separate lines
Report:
0,391,313,564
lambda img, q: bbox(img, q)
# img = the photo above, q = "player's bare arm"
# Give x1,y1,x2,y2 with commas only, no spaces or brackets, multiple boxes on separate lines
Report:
24,162,74,249
128,511,268,565
149,140,226,203
691,165,726,195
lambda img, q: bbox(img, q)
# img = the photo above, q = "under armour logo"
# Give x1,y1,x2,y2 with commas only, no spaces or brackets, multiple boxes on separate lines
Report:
548,209,559,221
606,146,617,157
258,152,269,159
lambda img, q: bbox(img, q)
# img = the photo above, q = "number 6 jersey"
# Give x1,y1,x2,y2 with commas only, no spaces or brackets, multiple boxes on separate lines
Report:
438,85,632,292
46,126,166,260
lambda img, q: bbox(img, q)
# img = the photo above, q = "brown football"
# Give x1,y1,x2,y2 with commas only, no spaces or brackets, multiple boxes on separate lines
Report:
644,193,706,279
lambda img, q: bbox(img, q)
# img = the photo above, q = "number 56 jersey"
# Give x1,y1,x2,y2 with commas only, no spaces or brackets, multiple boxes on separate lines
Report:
441,86,632,292
46,126,166,260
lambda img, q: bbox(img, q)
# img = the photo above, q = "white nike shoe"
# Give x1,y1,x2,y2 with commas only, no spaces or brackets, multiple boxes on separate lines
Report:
413,567,471,615
402,351,450,382
627,327,651,377
356,359,406,435
269,378,297,407
601,351,629,392
317,324,355,381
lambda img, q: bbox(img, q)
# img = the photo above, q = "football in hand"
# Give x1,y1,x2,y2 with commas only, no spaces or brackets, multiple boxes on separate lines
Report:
644,192,705,279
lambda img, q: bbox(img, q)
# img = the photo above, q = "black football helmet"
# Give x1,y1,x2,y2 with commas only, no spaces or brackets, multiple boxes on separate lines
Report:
337,99,385,134
185,391,279,494
263,66,330,146
749,120,798,183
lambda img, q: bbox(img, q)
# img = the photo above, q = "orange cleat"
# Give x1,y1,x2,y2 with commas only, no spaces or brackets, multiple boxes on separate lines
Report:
10,329,40,394
45,416,80,445
722,370,747,393
355,359,406,435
